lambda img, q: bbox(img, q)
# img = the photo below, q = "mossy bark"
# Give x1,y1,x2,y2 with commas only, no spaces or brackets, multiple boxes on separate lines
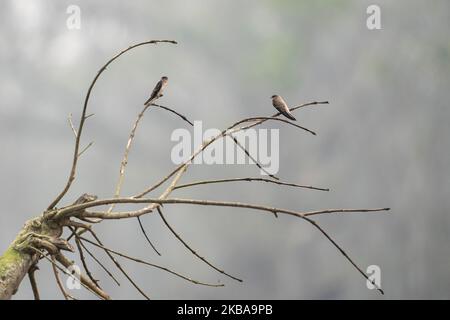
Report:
0,215,63,299
0,245,36,299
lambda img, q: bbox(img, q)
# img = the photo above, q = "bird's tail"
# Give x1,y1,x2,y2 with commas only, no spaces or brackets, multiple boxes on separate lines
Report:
281,110,296,121
143,97,152,106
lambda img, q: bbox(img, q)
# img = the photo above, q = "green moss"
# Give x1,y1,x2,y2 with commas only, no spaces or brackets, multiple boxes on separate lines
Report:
0,246,25,277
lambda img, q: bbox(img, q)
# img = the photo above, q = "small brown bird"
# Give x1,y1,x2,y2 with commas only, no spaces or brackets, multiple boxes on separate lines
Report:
271,95,296,121
144,76,168,105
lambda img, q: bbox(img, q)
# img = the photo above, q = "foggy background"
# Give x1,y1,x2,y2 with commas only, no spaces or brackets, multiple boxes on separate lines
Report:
1,0,449,299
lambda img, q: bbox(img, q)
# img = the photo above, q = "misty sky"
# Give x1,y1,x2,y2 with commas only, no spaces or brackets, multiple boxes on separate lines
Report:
1,0,449,299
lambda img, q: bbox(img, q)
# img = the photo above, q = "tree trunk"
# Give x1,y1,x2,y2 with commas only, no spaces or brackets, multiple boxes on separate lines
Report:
0,215,63,299
0,245,36,299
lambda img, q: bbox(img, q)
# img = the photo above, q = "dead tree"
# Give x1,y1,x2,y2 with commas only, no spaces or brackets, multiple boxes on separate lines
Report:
0,40,389,300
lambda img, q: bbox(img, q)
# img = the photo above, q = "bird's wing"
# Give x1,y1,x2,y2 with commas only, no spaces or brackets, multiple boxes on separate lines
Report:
280,109,296,121
273,98,296,120
144,80,163,105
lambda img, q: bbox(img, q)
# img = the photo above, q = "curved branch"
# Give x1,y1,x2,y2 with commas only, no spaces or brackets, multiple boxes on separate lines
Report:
174,177,330,192
47,39,177,210
233,117,317,135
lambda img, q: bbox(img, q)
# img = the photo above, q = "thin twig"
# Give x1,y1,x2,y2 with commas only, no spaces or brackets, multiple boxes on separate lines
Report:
73,231,101,289
132,128,228,198
174,177,329,192
51,256,76,300
68,113,77,138
77,243,121,287
234,117,316,135
228,133,280,180
74,234,121,286
137,216,161,256
54,252,111,299
151,103,194,126
79,236,224,288
157,207,242,282
83,228,151,300
78,141,94,157
33,246,106,299
302,216,384,295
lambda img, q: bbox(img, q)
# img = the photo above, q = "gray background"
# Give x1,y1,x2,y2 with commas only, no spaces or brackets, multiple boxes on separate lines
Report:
1,0,449,299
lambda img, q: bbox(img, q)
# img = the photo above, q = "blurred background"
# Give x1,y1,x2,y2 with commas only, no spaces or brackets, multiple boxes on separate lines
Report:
1,0,449,299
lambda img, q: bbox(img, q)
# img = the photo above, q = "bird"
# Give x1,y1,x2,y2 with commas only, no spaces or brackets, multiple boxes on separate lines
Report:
271,95,296,121
144,76,168,106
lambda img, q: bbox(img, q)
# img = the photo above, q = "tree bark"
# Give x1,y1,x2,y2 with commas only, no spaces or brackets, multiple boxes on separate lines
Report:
0,215,63,300
0,245,37,300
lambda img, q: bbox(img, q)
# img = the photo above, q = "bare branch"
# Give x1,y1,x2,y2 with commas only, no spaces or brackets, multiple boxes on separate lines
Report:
68,113,77,138
47,39,177,210
31,247,107,299
174,177,330,192
56,196,389,220
71,229,121,286
137,216,161,256
51,256,76,300
77,141,94,157
302,216,384,295
108,104,151,213
83,228,151,300
54,251,111,299
151,103,194,126
73,232,101,289
233,117,317,136
228,133,280,180
57,195,389,295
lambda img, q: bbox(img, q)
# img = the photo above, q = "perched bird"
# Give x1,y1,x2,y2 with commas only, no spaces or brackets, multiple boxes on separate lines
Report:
271,95,296,121
144,76,168,105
